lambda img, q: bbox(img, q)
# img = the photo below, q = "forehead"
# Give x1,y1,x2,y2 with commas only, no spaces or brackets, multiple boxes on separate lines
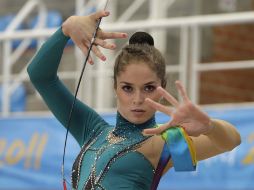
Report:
117,61,160,84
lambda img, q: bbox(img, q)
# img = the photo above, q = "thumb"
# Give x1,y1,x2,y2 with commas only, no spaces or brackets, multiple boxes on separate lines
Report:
91,10,110,20
143,123,170,135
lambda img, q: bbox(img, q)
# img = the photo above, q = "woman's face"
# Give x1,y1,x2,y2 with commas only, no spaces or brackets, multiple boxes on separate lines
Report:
115,61,162,124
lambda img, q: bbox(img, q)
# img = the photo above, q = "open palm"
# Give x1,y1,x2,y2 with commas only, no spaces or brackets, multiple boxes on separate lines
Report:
144,81,212,137
62,10,127,64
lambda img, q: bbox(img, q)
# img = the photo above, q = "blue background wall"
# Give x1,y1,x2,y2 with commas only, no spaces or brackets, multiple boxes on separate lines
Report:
0,107,253,190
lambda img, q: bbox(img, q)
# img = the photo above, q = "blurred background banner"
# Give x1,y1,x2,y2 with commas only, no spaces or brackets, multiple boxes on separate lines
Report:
0,107,253,190
0,117,80,189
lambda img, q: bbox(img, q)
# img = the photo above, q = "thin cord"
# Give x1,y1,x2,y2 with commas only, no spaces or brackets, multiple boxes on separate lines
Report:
62,18,101,188
61,1,109,189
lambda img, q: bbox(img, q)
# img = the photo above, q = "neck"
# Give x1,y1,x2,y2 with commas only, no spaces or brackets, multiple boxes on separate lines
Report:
113,112,156,138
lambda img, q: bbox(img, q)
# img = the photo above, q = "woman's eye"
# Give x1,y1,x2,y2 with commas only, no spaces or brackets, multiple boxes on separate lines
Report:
122,85,133,93
144,85,156,92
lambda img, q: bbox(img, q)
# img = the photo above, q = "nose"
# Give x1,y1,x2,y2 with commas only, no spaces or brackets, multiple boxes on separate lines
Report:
133,91,144,105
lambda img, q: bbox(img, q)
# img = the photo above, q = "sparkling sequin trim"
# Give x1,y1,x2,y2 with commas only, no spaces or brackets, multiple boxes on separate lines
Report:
83,137,150,190
106,130,125,144
71,130,103,189
72,112,156,190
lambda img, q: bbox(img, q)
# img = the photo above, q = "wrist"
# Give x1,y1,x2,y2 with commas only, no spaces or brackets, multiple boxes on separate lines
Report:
62,16,73,37
203,119,215,135
61,25,69,37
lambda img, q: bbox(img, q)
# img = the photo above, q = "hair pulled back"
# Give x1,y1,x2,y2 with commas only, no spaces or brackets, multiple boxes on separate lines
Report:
114,31,166,88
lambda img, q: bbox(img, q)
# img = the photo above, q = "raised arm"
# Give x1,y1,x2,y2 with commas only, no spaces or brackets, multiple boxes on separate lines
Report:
62,11,127,64
144,81,241,161
192,119,241,161
27,11,127,145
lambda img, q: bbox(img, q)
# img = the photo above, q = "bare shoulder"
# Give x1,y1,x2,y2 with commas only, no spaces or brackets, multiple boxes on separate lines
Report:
136,135,166,169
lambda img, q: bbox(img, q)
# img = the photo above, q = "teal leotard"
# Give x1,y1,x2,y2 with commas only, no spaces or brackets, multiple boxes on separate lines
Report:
27,28,157,190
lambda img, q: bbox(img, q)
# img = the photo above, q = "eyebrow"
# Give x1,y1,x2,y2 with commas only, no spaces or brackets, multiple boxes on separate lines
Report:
119,81,158,85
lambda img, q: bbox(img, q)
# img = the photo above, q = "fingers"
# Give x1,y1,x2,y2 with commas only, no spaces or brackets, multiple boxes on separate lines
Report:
91,10,110,20
91,45,106,61
75,10,127,64
90,11,128,40
76,42,93,64
145,98,173,116
157,87,179,107
143,123,170,135
78,40,111,63
98,29,128,40
175,80,190,102
94,38,116,50
156,81,190,106
88,56,93,64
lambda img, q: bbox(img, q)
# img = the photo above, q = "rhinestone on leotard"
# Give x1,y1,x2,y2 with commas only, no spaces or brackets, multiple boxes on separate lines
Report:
72,112,156,190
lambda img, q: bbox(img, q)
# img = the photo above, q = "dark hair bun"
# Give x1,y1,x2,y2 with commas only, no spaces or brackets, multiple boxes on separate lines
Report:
129,31,154,46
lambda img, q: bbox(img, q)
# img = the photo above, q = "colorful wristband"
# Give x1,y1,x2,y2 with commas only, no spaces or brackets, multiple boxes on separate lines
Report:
161,126,197,171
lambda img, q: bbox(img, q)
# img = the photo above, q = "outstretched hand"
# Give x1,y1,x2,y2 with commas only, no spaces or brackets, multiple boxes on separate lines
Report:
144,81,213,137
62,10,127,64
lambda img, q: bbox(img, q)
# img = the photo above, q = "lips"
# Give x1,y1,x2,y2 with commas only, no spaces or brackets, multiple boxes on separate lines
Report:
131,109,145,113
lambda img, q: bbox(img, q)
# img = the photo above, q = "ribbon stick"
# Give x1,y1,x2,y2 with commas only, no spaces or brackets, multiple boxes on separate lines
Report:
61,1,110,189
